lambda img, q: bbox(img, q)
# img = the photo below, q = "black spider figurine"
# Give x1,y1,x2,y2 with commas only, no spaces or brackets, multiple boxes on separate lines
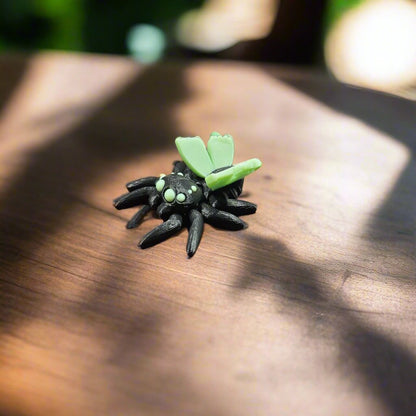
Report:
113,132,262,257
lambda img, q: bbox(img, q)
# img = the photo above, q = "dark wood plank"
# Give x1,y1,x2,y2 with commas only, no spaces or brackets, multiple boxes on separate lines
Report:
0,52,414,416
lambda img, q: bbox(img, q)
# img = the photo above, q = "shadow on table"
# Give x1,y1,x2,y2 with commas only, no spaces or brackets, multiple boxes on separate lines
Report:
0,59,213,415
259,68,416,414
0,55,29,118
274,73,416,244
237,235,416,416
0,61,190,335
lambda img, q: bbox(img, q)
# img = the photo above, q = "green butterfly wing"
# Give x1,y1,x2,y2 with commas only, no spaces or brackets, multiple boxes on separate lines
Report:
176,133,262,189
175,136,214,178
207,132,234,170
205,158,262,190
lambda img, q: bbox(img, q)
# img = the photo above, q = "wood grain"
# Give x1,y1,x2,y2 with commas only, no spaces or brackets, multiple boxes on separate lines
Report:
0,52,415,416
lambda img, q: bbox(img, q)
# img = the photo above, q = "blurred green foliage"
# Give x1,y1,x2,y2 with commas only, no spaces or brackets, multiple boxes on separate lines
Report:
323,0,366,33
0,0,203,54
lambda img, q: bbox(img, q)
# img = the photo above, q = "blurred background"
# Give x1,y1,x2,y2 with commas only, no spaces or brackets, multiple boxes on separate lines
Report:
0,0,415,97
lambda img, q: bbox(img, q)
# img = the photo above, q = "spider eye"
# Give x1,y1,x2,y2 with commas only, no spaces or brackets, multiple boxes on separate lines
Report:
176,193,186,202
155,179,165,192
164,188,176,202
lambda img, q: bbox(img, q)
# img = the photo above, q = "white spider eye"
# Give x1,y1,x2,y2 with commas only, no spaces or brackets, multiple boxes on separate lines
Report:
155,179,165,192
177,172,184,176
164,188,176,202
176,193,186,202
191,185,197,192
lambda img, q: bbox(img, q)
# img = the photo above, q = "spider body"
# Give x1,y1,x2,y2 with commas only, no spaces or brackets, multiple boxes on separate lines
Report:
113,133,261,257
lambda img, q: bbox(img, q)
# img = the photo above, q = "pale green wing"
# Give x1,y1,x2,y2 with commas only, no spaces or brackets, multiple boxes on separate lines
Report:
207,132,234,169
205,158,262,190
175,136,214,178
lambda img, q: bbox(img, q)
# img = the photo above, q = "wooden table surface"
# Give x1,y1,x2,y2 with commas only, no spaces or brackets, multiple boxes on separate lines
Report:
0,52,415,416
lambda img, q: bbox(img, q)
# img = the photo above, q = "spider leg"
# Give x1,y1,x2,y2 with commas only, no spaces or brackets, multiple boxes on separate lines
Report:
126,176,158,192
139,213,183,249
209,193,256,215
156,202,174,220
148,190,162,209
172,160,187,174
113,187,154,210
223,199,257,216
201,203,246,230
219,179,244,199
126,205,151,229
228,187,241,199
208,192,228,209
186,210,204,258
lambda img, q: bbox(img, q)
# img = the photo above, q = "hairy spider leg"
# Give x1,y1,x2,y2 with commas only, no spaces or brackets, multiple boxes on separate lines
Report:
139,213,183,249
200,202,246,230
187,209,204,258
126,205,151,229
126,176,158,192
113,187,154,209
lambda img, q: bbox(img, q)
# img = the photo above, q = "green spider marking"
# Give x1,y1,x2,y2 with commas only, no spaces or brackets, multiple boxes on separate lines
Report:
164,188,176,202
155,179,165,191
176,193,186,202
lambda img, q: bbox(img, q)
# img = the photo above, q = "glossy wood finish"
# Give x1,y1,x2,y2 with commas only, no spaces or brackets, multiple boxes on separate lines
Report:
0,53,415,416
